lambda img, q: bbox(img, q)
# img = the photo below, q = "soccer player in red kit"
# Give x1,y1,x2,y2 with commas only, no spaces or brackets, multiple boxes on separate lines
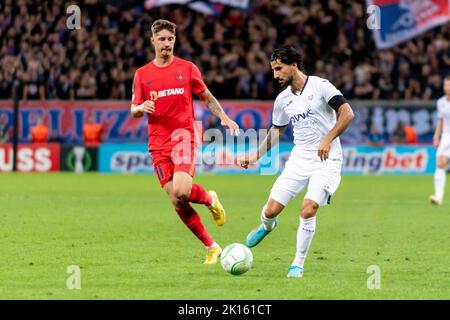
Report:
130,19,240,264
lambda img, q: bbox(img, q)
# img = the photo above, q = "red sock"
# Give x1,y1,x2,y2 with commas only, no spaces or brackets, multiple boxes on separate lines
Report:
176,203,214,247
188,184,213,206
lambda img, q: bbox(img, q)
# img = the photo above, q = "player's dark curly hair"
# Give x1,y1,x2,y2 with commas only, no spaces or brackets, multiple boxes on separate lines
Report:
270,45,304,71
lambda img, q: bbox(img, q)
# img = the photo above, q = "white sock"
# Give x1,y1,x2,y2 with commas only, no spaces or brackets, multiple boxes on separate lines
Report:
292,216,316,268
208,241,218,249
434,168,446,200
260,205,277,231
208,196,215,208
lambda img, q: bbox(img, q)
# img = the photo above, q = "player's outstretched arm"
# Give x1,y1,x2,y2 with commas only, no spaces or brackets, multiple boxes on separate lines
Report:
239,125,287,169
318,103,355,161
198,89,240,136
130,101,155,118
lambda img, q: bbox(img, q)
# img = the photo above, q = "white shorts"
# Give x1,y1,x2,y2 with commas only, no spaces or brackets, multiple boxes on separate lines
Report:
437,136,450,158
269,151,342,207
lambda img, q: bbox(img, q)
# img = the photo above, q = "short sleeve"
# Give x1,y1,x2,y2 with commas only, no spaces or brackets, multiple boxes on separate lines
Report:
272,97,290,127
131,71,144,105
321,79,343,104
437,99,443,119
191,63,207,95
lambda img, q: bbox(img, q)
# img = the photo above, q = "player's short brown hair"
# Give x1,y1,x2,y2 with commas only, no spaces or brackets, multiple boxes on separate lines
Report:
151,19,176,35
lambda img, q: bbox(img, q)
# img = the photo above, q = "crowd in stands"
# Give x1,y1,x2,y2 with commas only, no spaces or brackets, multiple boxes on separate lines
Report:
0,0,449,101
365,121,418,147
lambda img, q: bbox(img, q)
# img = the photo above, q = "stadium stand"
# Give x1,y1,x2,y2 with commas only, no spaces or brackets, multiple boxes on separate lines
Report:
0,0,449,101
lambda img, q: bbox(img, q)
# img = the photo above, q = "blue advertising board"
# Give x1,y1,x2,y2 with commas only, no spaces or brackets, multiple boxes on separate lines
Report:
99,143,437,175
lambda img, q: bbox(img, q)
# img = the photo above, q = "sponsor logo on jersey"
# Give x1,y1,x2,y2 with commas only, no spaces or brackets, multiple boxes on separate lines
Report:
290,108,314,124
156,87,185,98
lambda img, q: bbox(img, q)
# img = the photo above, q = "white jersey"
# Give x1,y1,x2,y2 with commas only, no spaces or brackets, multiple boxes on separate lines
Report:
437,96,450,135
272,75,344,161
436,96,450,157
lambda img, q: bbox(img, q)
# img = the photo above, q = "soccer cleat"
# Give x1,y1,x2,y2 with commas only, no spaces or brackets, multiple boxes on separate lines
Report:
429,195,443,205
246,223,275,248
208,191,226,226
203,244,222,264
287,265,304,278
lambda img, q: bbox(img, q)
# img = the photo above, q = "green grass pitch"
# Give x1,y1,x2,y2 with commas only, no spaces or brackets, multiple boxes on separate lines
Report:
0,173,449,299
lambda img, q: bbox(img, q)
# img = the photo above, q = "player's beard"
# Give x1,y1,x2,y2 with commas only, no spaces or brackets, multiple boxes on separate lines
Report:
161,47,172,58
278,74,293,88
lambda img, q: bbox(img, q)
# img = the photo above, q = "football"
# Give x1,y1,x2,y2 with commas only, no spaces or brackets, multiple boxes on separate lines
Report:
220,243,253,275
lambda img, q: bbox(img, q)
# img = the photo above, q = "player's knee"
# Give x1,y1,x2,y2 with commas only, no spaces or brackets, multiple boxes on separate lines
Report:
167,192,182,207
265,200,284,218
300,200,318,219
173,186,191,202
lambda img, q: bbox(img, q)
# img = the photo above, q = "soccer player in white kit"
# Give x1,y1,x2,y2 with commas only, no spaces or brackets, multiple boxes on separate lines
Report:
430,76,450,205
240,46,355,278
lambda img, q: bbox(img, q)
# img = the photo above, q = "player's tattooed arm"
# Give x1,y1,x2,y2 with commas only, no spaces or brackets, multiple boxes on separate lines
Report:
239,125,287,169
198,89,240,136
200,90,225,117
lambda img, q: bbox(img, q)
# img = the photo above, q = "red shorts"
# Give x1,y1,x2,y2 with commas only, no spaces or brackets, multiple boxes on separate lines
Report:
152,144,198,187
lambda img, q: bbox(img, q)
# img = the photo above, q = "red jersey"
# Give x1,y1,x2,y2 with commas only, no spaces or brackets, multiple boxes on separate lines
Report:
132,56,207,153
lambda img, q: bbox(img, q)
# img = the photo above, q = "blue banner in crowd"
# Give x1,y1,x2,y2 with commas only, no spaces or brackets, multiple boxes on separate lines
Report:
99,144,437,175
367,0,450,49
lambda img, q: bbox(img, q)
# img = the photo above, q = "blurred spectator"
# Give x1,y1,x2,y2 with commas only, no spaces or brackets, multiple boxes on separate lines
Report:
22,55,46,101
76,72,97,100
0,1,449,100
30,117,48,143
83,115,102,146
423,74,443,100
404,124,418,144
0,71,12,99
390,121,406,144
366,124,385,147
55,74,74,100
390,121,418,144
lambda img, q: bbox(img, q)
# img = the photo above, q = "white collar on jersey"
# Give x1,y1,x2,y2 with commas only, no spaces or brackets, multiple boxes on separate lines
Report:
289,76,309,96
